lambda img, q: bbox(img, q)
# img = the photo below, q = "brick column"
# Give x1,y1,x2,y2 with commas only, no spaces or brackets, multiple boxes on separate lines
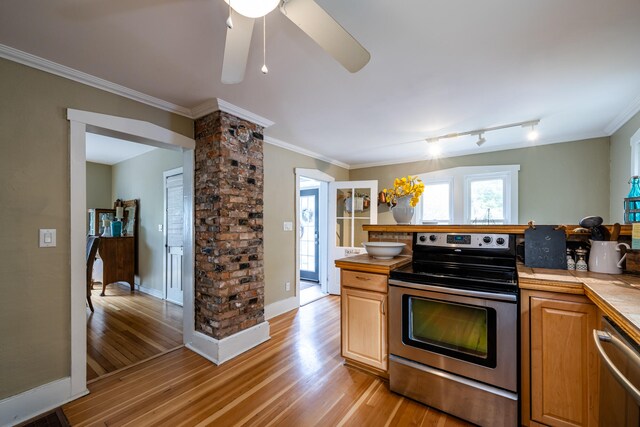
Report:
194,111,265,340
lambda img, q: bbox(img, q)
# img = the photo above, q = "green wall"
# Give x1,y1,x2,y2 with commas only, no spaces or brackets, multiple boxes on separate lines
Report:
610,110,640,223
112,148,183,294
0,57,192,400
263,144,349,305
350,137,611,225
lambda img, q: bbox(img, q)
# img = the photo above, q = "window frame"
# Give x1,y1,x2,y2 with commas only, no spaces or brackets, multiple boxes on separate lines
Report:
630,127,640,176
464,172,511,224
419,177,454,224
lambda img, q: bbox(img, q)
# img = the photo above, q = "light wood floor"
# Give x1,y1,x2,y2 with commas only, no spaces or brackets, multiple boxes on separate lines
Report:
67,296,471,426
86,283,183,381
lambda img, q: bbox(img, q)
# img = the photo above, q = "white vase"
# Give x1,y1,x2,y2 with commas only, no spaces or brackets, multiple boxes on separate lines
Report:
392,196,414,224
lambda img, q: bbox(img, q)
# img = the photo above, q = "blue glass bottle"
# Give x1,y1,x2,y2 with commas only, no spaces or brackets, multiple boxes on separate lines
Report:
628,176,640,222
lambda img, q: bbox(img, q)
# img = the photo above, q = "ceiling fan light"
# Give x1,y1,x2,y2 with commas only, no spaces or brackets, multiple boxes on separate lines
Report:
225,0,279,18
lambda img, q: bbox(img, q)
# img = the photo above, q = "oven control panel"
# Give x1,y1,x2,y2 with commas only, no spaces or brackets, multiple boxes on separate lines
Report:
416,233,510,249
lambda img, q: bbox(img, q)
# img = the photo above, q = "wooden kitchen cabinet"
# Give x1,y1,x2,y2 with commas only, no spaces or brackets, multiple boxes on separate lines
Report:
335,254,410,378
341,283,387,373
521,289,599,427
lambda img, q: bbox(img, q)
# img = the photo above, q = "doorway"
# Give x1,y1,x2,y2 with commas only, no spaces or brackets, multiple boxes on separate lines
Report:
299,179,325,305
84,134,185,381
68,109,195,397
164,168,184,305
295,169,334,307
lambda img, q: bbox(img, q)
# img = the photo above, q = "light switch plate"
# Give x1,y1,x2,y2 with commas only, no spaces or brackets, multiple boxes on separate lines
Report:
283,221,293,231
39,229,56,247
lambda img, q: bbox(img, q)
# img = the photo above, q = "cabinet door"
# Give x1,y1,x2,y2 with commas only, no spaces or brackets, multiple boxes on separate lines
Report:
341,287,387,371
530,295,598,427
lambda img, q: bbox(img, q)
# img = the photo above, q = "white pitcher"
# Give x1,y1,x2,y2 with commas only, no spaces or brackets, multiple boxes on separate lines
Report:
588,240,630,274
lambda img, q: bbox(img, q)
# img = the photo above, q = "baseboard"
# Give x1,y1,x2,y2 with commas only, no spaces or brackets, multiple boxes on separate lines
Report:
264,296,299,320
136,284,163,299
0,377,87,427
185,321,270,365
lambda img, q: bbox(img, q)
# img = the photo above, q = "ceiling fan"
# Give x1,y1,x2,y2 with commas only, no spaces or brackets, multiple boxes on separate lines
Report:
222,0,371,84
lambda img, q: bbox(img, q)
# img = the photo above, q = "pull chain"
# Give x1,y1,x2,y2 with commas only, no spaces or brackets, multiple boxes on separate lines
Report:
261,15,268,74
226,0,233,29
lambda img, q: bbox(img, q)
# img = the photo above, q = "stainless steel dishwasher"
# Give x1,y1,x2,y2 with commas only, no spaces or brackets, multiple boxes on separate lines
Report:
594,317,640,427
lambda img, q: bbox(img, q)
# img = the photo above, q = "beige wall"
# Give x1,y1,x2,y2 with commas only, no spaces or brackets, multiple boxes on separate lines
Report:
0,57,192,400
112,149,183,293
610,111,640,223
86,162,113,210
263,144,349,305
350,137,611,224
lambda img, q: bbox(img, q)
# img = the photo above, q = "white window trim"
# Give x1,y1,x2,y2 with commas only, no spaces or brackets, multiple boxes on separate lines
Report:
417,165,520,224
464,171,512,224
630,127,640,176
417,177,454,224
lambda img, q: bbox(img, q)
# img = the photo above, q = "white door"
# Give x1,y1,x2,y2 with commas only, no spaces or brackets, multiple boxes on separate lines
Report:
164,168,184,305
328,180,378,294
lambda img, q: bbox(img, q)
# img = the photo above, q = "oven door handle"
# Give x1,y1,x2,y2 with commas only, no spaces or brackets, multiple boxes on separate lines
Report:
593,329,640,405
388,279,517,302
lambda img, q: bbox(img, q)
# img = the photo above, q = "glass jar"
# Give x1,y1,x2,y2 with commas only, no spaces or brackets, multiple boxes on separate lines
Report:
627,176,640,222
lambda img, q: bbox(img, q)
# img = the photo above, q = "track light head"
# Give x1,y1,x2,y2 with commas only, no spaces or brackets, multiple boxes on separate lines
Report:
476,133,486,147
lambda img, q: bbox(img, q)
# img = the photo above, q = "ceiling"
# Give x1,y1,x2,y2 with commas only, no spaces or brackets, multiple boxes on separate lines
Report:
86,133,157,165
1,0,639,168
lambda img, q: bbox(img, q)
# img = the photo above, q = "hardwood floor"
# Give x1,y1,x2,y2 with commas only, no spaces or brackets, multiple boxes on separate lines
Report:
86,283,183,381
68,295,471,426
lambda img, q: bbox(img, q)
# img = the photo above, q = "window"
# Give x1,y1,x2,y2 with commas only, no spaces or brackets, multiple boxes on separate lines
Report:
465,174,509,224
416,165,519,224
421,179,453,224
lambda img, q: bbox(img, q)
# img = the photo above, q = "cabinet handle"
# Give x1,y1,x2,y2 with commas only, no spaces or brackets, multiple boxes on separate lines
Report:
381,300,385,315
355,276,370,281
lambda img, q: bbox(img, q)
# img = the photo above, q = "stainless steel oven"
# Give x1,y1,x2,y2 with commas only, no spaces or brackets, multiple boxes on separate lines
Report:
388,233,519,427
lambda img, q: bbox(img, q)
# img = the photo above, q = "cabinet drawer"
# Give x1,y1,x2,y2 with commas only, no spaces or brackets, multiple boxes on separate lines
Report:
342,270,387,293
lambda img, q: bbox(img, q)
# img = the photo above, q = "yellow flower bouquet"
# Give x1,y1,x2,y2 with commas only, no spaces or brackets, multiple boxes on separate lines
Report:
382,175,425,207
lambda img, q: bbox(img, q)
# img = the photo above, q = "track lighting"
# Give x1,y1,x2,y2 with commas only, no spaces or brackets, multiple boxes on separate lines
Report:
428,144,442,157
526,123,539,141
425,119,540,149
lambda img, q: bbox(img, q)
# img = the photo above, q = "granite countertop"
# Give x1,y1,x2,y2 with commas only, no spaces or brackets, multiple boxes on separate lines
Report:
518,264,640,344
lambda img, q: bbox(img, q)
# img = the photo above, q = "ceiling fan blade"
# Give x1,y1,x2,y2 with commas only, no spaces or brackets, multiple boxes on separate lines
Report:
221,12,255,84
280,0,370,73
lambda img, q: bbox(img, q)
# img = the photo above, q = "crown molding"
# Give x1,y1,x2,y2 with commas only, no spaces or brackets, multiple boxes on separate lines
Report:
189,99,220,119
605,93,640,135
264,136,350,169
217,99,274,128
190,99,274,128
0,44,192,118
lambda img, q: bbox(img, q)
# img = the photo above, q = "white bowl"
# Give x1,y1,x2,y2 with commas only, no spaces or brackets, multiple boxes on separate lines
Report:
362,242,406,259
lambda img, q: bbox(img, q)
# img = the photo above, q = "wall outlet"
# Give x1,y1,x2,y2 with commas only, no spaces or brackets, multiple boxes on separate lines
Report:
285,281,291,291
